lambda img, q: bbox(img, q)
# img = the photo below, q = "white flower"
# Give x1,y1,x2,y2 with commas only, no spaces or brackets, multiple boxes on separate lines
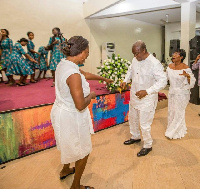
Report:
107,66,110,69
105,62,109,65
115,68,117,70
115,57,118,60
115,72,117,74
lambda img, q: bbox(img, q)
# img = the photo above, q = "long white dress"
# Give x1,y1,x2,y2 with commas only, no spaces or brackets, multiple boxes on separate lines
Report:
165,67,196,139
51,59,93,164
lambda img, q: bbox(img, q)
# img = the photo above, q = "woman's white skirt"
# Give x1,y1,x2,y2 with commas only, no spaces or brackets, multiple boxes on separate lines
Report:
51,104,92,164
165,93,190,139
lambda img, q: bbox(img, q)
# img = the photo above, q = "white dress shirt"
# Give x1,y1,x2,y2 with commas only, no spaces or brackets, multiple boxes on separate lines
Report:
124,54,167,112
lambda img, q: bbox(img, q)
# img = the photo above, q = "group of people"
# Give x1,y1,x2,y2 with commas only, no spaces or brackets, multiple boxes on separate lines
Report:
50,36,196,189
0,27,66,86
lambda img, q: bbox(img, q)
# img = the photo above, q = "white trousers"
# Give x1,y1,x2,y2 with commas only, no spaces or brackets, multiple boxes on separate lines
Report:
129,106,155,148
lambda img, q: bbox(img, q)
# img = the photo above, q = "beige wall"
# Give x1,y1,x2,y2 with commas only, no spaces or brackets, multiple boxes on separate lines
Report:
89,17,162,73
1,0,163,76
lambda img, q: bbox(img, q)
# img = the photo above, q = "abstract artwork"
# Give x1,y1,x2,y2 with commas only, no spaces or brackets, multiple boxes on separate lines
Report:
0,91,130,164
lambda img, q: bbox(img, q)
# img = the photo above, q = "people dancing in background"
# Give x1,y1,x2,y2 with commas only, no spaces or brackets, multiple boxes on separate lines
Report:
26,31,40,83
6,38,37,86
48,27,65,87
51,36,112,189
0,29,13,83
165,49,196,139
36,46,49,80
121,40,167,157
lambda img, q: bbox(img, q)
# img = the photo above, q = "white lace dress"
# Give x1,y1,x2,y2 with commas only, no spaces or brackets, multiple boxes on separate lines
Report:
165,67,196,139
51,59,93,164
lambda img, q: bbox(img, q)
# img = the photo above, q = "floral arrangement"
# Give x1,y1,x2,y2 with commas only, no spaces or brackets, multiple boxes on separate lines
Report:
97,54,131,93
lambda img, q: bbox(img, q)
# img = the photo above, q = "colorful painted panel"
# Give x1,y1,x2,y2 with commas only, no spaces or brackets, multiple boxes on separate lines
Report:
0,105,55,164
88,91,130,132
0,91,130,164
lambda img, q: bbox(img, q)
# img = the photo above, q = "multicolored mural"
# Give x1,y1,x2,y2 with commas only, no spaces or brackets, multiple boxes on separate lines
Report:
0,91,130,164
0,106,55,164
88,91,130,132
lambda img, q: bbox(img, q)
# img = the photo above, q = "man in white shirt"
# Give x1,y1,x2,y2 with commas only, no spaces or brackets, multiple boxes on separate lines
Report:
121,40,167,157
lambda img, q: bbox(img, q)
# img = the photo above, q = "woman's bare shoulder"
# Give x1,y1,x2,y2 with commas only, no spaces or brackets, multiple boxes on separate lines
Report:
168,63,174,69
182,63,189,69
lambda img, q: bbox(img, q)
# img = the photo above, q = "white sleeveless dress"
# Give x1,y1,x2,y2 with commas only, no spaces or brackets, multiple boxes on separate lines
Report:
51,59,93,164
165,67,196,139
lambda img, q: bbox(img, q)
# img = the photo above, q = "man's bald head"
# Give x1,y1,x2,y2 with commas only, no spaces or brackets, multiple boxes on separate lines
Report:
132,40,149,61
132,40,147,53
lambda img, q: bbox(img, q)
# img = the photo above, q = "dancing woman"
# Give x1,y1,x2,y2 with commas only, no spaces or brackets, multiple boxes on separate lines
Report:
51,36,112,189
165,49,196,139
48,27,65,87
36,46,49,80
0,29,13,83
26,31,40,83
6,38,37,86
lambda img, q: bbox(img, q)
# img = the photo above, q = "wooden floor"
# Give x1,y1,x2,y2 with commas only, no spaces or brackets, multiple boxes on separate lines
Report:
1,102,200,189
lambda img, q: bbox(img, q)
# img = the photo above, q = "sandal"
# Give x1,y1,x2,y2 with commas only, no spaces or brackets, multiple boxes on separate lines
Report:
30,80,37,83
22,82,29,85
16,83,25,86
60,167,75,180
84,186,94,189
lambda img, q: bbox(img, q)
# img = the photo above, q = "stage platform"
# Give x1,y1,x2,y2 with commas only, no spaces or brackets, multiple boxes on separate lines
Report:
0,79,130,164
0,79,167,164
0,79,111,112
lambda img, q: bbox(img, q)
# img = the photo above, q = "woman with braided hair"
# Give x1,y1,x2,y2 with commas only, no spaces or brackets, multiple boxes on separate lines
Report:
48,27,65,87
26,31,40,83
51,36,113,189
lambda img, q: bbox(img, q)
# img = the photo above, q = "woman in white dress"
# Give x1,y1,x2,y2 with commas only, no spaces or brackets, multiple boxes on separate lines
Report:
165,49,196,139
51,36,112,189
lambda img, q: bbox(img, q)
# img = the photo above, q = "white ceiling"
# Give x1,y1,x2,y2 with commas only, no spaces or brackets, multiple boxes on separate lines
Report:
125,7,181,25
125,7,200,25
88,0,200,26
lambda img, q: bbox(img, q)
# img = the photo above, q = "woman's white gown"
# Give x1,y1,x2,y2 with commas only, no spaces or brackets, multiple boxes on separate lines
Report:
51,59,94,164
165,67,196,139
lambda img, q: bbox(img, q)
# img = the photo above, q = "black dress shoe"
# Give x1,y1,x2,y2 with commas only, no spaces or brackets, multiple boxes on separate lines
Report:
124,138,141,145
137,147,152,157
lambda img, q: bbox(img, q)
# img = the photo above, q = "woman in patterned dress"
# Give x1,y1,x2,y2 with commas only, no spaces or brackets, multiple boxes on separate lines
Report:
26,31,40,83
48,27,65,87
6,38,37,86
36,46,49,80
0,29,13,83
